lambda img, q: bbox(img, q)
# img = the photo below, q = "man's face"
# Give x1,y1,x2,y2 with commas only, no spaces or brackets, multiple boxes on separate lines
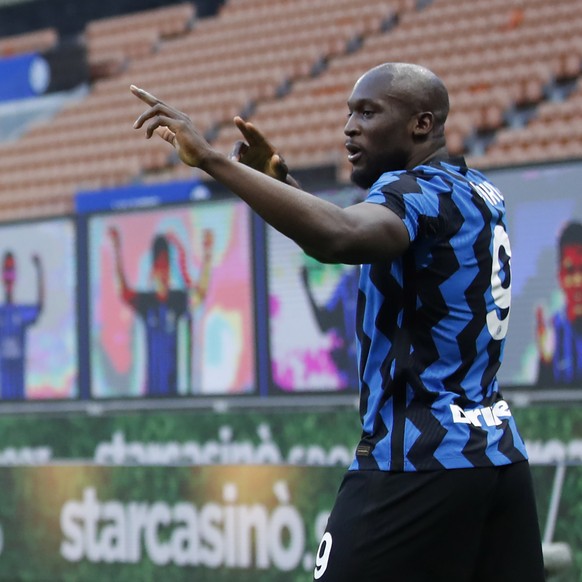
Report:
344,71,415,189
152,250,170,299
2,255,15,295
560,244,582,322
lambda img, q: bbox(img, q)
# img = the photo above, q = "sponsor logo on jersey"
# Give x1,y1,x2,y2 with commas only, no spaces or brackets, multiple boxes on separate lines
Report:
450,400,512,428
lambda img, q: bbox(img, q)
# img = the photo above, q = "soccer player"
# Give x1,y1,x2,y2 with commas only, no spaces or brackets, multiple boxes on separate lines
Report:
0,251,43,400
131,62,545,581
109,226,213,396
537,220,582,385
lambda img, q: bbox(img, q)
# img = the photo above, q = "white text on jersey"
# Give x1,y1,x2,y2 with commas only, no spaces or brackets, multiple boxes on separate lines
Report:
470,181,504,206
450,400,512,428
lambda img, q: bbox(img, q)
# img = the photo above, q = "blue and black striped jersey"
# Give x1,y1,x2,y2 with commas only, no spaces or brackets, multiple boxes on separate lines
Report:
350,156,527,472
132,291,188,396
0,303,41,400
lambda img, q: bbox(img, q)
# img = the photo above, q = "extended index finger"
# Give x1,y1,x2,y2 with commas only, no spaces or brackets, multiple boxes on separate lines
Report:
130,84,164,107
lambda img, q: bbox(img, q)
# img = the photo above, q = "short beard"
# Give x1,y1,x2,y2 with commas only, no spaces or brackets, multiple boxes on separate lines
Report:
350,168,376,190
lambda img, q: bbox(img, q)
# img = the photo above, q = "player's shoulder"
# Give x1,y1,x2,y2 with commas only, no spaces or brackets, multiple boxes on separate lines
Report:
371,170,423,197
373,157,469,194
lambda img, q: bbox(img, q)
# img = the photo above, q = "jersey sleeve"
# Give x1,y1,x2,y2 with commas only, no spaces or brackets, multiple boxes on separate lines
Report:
365,172,442,243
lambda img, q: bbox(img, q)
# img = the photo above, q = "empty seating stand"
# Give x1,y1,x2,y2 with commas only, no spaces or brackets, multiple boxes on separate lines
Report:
473,78,582,168
212,0,582,180
85,3,196,79
0,0,581,221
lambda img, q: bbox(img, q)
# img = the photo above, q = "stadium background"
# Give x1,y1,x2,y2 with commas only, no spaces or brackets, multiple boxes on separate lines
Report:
0,0,581,579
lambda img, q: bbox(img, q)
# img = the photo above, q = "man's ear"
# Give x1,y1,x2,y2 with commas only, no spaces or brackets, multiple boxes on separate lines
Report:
412,112,434,136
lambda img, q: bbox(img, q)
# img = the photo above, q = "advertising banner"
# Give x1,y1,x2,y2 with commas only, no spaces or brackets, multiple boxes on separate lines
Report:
0,463,577,581
0,464,344,581
0,408,361,468
0,406,579,579
1,405,582,467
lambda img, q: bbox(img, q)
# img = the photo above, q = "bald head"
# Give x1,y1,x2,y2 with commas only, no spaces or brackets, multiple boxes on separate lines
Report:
345,62,451,187
357,63,449,131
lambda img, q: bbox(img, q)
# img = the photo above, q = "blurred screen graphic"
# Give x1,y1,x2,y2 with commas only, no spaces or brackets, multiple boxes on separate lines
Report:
88,199,256,398
0,218,77,400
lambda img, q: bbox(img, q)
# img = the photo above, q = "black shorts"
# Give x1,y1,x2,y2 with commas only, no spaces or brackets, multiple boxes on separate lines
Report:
313,461,545,582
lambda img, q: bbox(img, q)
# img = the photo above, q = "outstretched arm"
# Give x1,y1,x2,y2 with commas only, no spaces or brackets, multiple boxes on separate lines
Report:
109,227,136,304
32,254,44,311
131,86,409,265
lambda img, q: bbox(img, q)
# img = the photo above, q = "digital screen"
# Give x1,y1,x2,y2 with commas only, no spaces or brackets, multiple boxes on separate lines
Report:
88,200,256,398
5,160,569,403
266,164,582,394
0,218,78,400
266,187,363,393
488,161,582,389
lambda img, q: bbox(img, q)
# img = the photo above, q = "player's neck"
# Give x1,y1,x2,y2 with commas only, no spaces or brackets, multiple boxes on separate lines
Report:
406,145,449,170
